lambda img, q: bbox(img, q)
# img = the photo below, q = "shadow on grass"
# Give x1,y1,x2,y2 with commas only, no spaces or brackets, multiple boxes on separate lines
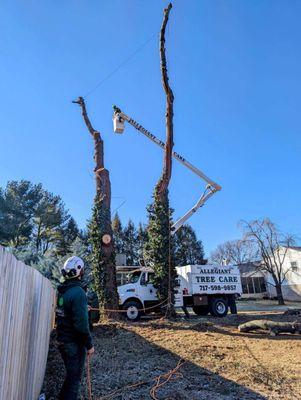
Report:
43,323,268,400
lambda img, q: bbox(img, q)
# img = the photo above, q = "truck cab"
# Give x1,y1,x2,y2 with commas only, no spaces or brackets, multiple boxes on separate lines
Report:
118,267,159,321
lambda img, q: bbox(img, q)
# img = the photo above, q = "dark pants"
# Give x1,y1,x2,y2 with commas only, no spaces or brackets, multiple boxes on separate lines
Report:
58,342,86,400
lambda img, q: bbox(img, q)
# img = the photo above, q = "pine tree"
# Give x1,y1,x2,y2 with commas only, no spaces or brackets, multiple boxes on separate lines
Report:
174,225,205,266
145,189,176,304
88,198,119,318
123,220,137,265
0,180,43,247
111,213,124,255
56,217,80,256
137,223,148,264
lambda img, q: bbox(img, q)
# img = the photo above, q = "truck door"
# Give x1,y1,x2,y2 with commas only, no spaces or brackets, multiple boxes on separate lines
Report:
139,272,158,302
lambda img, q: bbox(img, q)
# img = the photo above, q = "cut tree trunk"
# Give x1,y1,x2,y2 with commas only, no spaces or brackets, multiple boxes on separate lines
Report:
238,320,301,336
156,3,176,318
73,96,119,319
156,2,174,199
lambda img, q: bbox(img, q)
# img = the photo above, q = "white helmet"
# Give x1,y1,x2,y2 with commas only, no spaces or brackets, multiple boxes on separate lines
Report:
62,256,84,279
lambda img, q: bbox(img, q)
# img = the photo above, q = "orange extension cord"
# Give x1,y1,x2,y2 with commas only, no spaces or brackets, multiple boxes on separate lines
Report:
86,356,186,400
88,298,168,314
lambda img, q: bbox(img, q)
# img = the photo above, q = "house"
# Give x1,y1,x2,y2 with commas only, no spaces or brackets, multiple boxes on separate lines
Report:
238,247,301,302
265,246,301,302
238,262,269,299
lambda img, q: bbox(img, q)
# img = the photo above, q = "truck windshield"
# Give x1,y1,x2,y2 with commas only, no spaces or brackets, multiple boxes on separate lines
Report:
128,271,141,284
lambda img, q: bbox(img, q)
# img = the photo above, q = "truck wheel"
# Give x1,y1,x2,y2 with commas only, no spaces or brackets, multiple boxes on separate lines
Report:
192,306,209,316
123,300,142,321
209,298,228,317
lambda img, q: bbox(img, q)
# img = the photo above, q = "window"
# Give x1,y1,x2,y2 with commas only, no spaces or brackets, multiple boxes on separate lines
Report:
247,279,255,294
241,276,267,294
253,277,261,293
259,277,267,292
291,261,298,272
128,271,141,284
241,277,248,293
141,272,155,285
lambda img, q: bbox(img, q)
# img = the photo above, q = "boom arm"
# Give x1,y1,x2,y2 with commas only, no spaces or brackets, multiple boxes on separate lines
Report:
113,106,221,233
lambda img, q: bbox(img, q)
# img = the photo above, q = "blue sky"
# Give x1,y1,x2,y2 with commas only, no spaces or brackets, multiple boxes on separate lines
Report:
1,0,300,255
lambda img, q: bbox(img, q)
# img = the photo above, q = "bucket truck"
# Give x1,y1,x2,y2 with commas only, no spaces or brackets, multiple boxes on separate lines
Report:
112,107,241,321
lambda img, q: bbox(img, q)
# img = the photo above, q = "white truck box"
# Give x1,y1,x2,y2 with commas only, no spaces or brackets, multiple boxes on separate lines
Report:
176,264,242,295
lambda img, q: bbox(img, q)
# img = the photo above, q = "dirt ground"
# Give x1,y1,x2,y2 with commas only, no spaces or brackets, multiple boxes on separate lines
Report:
43,303,301,400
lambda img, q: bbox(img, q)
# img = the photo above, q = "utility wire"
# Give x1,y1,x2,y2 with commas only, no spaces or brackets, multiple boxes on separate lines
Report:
84,32,157,98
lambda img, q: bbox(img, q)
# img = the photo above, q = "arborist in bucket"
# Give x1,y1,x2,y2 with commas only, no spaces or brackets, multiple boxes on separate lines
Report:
56,256,95,400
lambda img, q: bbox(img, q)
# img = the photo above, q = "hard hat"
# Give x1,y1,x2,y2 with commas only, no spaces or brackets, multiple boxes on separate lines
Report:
62,256,84,279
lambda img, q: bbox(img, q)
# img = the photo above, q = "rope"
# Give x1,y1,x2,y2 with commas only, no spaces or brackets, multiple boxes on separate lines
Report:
86,355,93,400
88,298,168,314
85,357,185,400
83,32,156,98
149,359,186,399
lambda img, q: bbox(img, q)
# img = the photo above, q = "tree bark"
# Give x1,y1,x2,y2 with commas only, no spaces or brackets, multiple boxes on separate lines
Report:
156,3,176,318
238,320,301,336
275,282,285,305
73,97,119,319
156,2,174,199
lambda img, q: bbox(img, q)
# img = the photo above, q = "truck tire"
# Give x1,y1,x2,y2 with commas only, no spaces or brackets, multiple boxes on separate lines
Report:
209,298,228,317
192,305,209,316
123,300,142,322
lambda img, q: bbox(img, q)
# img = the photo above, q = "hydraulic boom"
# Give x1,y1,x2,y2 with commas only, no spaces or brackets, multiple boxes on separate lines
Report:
113,106,221,233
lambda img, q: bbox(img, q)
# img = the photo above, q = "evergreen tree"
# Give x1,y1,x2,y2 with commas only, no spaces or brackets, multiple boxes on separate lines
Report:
55,217,80,256
32,191,69,254
12,246,62,286
144,189,176,303
174,225,205,266
111,213,124,255
137,223,148,265
0,180,43,247
88,198,119,317
123,219,137,265
0,180,74,255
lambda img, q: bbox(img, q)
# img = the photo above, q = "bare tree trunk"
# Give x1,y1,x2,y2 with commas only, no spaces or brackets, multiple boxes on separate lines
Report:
73,97,119,319
156,2,174,198
275,282,285,305
156,3,176,318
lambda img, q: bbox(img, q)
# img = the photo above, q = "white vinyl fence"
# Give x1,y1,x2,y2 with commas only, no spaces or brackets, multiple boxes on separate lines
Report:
0,246,55,400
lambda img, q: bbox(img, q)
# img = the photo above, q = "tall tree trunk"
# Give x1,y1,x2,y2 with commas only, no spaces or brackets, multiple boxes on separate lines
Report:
156,2,174,198
147,3,176,318
73,97,119,320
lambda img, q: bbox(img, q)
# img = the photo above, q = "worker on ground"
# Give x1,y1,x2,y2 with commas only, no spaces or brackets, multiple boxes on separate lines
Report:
56,256,95,400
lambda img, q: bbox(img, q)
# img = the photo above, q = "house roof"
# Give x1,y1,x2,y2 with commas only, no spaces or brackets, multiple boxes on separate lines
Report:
237,262,261,273
285,246,301,251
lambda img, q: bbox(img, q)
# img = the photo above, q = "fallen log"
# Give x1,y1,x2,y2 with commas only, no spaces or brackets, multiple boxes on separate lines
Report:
283,309,301,316
238,320,301,336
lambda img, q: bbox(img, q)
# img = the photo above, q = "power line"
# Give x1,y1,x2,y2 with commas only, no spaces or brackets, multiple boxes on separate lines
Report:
84,32,157,98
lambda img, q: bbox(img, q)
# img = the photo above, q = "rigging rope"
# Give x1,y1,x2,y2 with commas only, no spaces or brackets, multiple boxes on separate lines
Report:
84,32,156,98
